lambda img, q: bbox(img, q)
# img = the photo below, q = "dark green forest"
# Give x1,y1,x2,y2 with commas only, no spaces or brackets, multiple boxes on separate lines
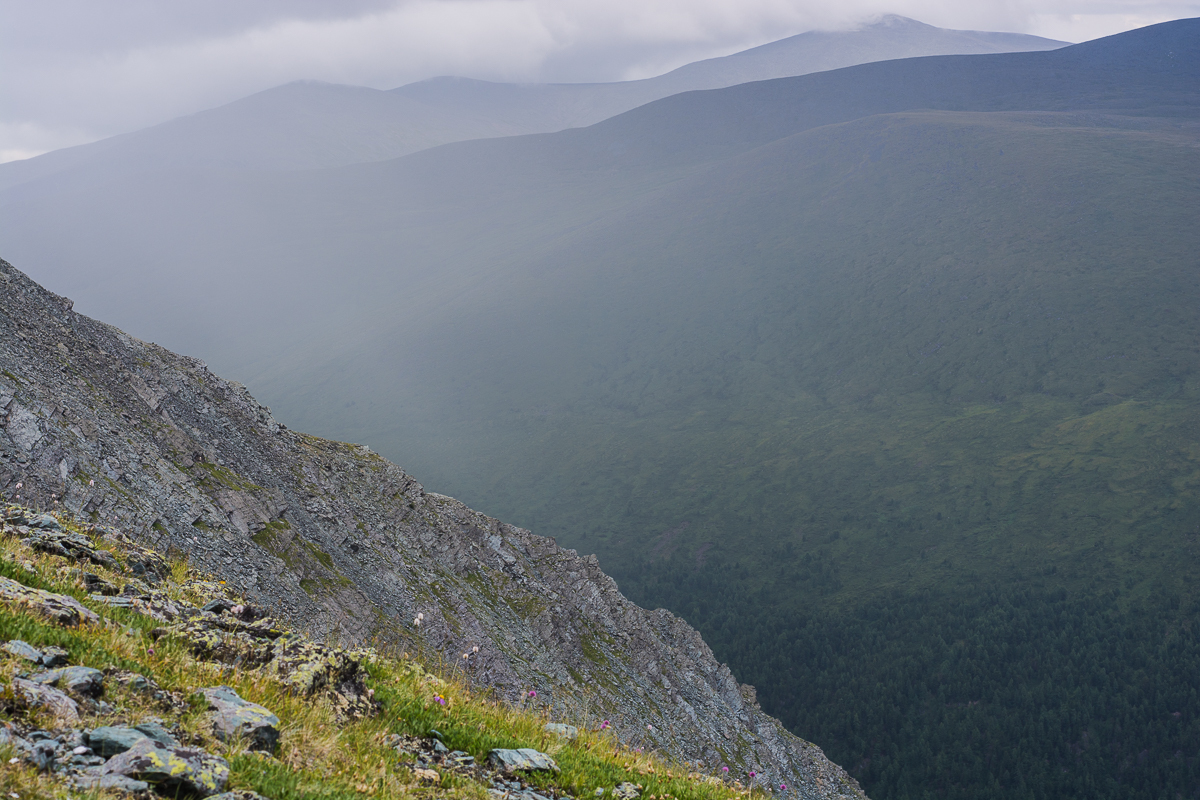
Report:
622,567,1200,799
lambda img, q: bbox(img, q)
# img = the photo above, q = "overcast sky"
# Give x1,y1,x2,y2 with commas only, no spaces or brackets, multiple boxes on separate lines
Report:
2,0,1197,162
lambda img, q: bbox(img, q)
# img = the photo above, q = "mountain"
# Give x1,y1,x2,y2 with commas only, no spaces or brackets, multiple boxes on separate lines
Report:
0,500,828,800
0,16,1063,184
2,17,1198,798
639,14,1066,92
0,255,863,798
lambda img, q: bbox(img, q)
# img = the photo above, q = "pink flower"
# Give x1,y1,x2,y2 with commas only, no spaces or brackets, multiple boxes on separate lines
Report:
528,690,537,698
722,767,729,773
780,784,787,791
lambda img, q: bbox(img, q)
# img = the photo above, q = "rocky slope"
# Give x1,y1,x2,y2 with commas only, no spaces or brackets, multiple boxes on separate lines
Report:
0,256,864,800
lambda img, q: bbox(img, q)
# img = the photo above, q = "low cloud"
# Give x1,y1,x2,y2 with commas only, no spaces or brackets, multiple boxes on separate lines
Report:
1,0,1197,160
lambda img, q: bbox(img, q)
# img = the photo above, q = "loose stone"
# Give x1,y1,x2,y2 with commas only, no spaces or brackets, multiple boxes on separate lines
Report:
200,685,281,753
488,748,561,774
101,738,230,797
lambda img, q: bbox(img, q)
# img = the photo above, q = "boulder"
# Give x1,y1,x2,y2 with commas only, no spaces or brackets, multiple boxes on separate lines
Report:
614,783,642,800
28,513,63,531
72,773,151,793
202,599,233,615
487,748,560,773
83,572,120,596
199,686,280,753
12,676,81,724
40,645,69,667
31,665,105,697
102,738,230,797
0,576,99,626
29,739,56,772
134,718,180,747
166,615,275,667
88,721,178,758
543,723,579,740
2,639,45,663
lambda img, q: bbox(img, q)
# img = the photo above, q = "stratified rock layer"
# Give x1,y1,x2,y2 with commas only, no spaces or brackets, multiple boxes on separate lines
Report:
0,257,864,799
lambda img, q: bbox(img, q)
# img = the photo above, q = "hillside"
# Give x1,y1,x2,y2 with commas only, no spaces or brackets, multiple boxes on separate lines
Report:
0,16,1062,183
0,499,806,800
0,257,862,798
1,17,1198,798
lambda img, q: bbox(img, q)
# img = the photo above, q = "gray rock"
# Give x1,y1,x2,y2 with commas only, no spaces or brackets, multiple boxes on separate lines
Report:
83,572,120,596
28,513,63,531
199,685,280,753
488,748,560,774
12,677,80,724
31,665,104,697
134,718,179,747
202,599,232,614
3,639,45,663
88,726,152,757
29,740,56,771
432,739,449,754
102,738,230,797
40,645,69,667
614,783,641,800
543,723,579,740
209,792,274,800
0,576,99,627
73,773,152,793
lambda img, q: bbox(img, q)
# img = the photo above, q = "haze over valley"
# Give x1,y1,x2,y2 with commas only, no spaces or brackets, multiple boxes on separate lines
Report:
3,8,1200,799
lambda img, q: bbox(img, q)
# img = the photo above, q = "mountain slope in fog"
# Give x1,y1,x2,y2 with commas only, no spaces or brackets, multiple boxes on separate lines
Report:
1,19,1199,797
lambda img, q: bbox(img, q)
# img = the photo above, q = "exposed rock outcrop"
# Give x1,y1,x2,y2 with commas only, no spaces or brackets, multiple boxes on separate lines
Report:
0,256,864,799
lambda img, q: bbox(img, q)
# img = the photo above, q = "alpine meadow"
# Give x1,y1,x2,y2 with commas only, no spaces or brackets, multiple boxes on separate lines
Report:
2,13,1200,800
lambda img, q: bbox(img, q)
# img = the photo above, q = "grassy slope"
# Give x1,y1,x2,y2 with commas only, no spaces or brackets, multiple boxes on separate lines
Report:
0,506,757,800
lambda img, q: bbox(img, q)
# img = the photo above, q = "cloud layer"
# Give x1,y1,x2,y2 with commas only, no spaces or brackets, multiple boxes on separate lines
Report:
2,0,1198,159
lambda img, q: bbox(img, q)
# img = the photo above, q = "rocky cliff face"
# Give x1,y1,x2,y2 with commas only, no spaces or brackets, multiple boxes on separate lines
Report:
0,256,864,800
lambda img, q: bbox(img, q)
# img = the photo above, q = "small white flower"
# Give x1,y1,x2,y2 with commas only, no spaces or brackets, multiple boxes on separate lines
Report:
88,479,95,486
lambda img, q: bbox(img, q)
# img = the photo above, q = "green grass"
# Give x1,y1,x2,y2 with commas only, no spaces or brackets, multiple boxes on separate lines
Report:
0,508,758,800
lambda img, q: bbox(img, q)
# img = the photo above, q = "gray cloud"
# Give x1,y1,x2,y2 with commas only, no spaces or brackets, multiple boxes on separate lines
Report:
2,0,1198,160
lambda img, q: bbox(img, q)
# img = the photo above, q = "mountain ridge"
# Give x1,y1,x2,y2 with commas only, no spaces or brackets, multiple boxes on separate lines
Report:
0,16,1064,184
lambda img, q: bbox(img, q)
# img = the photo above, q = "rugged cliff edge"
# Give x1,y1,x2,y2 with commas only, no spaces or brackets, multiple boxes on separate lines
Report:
0,257,864,800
